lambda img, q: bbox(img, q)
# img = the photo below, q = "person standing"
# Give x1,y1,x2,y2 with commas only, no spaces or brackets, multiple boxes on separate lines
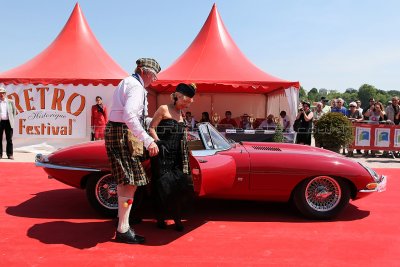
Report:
331,98,347,115
386,96,399,125
295,101,313,145
320,97,331,113
313,102,325,148
91,96,108,140
346,102,363,157
0,87,17,160
148,83,196,231
355,100,363,115
105,58,161,244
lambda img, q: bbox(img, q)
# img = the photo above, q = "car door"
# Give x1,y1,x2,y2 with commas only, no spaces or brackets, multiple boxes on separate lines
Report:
188,123,237,196
190,152,236,196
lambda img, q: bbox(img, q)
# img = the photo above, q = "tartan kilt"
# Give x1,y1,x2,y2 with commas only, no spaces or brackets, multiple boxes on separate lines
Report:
104,121,149,186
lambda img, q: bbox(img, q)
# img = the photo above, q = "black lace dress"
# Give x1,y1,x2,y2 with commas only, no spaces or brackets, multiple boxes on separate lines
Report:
150,119,193,227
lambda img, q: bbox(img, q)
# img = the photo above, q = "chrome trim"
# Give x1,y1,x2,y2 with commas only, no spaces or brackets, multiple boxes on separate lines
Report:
359,175,387,193
358,162,379,182
35,161,101,172
191,150,219,157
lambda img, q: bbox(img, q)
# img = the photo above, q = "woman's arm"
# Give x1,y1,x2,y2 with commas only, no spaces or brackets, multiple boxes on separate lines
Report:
304,111,314,122
148,105,167,142
364,109,372,117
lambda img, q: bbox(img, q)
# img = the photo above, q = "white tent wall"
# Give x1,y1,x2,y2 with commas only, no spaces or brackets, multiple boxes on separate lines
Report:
266,88,299,130
1,83,116,152
156,93,266,121
266,91,290,117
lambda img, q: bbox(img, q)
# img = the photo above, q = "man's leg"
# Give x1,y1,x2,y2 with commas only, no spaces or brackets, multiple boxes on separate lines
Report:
117,184,136,233
4,121,13,158
115,184,145,244
0,121,4,157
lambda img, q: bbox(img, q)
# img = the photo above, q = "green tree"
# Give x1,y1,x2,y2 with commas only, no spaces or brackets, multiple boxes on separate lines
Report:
307,88,319,102
345,88,357,94
358,84,377,109
299,86,307,100
273,123,284,143
388,90,400,97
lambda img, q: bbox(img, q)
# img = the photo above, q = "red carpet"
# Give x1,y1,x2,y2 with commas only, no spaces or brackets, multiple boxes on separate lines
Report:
1,163,399,266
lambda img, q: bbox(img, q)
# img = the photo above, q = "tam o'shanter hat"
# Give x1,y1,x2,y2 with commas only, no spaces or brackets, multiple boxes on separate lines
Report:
0,87,6,93
176,83,196,98
136,58,161,74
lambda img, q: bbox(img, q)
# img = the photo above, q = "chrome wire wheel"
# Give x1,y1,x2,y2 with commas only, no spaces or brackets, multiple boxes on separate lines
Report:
95,173,118,210
305,176,341,212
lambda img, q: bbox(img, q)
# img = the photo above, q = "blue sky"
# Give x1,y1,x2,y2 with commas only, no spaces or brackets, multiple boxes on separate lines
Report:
1,0,399,92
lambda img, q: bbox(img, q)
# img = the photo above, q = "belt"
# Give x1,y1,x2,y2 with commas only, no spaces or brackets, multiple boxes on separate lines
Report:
108,121,125,126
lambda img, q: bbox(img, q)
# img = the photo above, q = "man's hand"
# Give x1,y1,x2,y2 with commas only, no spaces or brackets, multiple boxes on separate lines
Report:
148,142,159,157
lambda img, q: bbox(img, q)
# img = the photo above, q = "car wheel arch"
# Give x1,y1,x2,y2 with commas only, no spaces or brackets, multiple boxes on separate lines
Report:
290,175,354,219
290,175,356,199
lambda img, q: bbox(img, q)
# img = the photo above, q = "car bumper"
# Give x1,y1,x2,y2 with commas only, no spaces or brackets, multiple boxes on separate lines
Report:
359,175,387,193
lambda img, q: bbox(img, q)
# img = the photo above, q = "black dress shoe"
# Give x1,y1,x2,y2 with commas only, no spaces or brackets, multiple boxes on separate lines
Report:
8,155,14,160
115,229,145,244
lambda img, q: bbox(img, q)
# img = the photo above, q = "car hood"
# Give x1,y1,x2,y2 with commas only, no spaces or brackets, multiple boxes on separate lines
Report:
239,141,365,176
241,142,340,157
46,140,109,170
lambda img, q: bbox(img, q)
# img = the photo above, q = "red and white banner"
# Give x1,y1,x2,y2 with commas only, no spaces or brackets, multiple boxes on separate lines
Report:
351,123,400,151
7,85,87,138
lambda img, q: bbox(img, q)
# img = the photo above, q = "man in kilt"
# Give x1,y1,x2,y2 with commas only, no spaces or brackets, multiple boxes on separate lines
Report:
105,58,161,244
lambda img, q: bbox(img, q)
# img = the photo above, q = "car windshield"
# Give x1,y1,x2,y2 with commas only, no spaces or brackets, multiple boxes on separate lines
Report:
197,123,231,151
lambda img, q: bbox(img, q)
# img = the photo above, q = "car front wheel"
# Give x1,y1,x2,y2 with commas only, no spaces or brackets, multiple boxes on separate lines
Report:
293,176,350,219
86,173,118,217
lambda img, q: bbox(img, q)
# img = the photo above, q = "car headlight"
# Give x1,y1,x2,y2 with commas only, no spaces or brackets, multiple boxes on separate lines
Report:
359,162,379,182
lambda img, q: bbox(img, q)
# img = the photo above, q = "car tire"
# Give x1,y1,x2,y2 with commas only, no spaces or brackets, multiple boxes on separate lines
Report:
86,173,118,217
293,176,350,219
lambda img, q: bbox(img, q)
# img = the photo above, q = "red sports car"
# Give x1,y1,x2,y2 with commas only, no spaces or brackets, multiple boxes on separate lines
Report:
35,123,386,219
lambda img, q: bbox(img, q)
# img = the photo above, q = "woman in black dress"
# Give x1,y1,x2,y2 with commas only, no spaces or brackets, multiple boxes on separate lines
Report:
148,83,196,231
295,101,314,145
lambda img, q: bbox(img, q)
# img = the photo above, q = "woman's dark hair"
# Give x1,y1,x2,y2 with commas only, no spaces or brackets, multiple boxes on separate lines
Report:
96,96,102,100
201,112,210,122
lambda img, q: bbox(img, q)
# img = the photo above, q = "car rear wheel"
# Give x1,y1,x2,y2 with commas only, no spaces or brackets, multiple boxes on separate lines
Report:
86,173,118,217
293,176,350,219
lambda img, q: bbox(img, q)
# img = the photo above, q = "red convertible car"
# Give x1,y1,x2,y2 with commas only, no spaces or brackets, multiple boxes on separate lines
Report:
35,123,386,219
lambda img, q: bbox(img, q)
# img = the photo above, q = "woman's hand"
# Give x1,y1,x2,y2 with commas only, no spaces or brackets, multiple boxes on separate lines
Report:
148,142,159,157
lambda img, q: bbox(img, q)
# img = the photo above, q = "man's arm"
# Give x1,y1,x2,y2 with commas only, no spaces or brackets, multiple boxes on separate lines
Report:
123,83,154,148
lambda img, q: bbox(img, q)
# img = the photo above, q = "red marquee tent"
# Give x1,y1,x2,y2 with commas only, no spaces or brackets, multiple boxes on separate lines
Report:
0,3,128,150
0,3,128,86
149,4,299,94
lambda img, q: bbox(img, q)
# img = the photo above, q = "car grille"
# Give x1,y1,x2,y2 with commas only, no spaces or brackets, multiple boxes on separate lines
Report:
252,146,282,151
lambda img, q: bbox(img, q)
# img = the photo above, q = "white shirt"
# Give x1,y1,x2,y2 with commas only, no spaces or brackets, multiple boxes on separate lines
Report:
280,115,290,130
108,75,154,148
0,99,9,120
